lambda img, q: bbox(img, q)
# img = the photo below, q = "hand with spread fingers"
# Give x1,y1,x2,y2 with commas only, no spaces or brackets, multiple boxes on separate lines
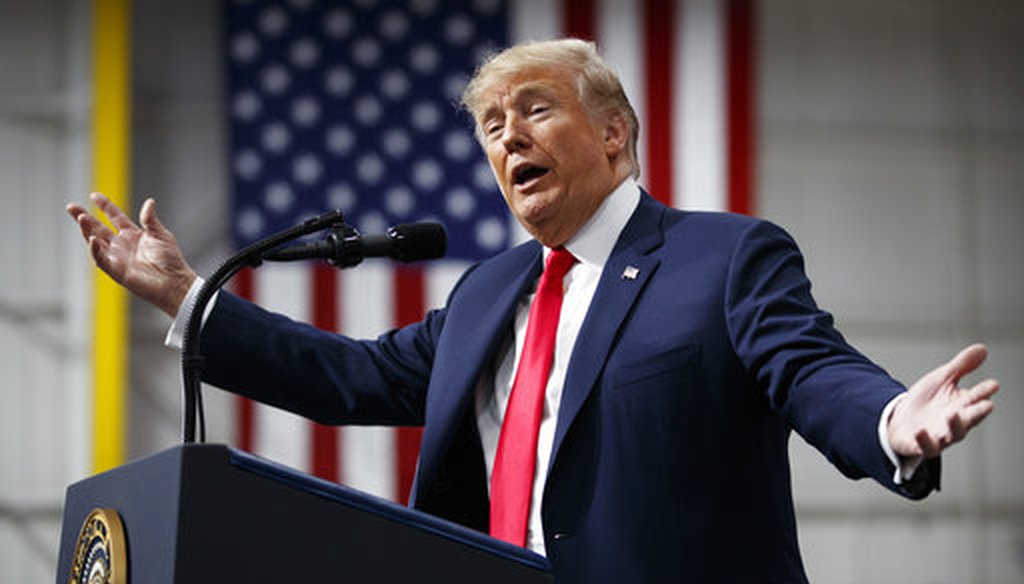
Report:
888,343,999,459
66,192,197,317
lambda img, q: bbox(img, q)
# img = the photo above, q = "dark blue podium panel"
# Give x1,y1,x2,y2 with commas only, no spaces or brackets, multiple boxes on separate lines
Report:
56,444,552,583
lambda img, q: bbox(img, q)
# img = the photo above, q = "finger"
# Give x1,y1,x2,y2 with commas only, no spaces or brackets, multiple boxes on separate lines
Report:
957,399,995,431
90,191,137,233
139,197,170,238
87,235,113,272
915,429,940,458
966,378,1000,402
948,411,967,442
75,209,115,245
945,343,988,382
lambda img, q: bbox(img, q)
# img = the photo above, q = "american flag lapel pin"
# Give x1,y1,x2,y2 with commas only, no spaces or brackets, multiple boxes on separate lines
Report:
622,265,640,280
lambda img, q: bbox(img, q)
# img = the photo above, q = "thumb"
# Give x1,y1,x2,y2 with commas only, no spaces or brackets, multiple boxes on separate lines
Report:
139,198,171,238
946,343,988,382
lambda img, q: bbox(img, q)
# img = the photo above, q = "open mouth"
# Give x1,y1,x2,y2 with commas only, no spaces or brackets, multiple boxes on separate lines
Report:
514,165,550,186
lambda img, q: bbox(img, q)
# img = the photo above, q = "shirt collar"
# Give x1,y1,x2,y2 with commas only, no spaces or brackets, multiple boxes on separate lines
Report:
544,178,641,270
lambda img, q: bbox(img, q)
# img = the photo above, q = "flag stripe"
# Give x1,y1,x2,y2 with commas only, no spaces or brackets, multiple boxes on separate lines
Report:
642,0,676,206
563,0,597,40
393,267,426,504
311,264,340,481
233,267,257,452
726,0,756,215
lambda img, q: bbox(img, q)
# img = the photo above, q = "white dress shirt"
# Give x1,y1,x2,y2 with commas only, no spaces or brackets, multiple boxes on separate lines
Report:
474,178,641,555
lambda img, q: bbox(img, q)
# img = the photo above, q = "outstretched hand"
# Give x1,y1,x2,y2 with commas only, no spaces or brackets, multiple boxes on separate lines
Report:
888,344,999,459
66,192,197,317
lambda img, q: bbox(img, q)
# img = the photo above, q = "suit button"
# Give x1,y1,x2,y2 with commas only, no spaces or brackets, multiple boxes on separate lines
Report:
552,532,572,541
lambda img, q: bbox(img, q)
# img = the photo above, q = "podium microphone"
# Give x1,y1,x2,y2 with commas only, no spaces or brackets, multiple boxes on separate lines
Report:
263,221,447,267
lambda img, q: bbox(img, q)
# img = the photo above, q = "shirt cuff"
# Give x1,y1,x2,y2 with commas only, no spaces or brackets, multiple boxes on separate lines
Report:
163,277,218,350
878,392,924,484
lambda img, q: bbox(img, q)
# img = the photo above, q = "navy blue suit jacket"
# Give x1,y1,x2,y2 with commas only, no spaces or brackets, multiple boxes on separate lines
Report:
202,194,938,583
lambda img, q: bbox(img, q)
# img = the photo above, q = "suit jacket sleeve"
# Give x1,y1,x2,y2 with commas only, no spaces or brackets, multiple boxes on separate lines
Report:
724,219,939,497
199,291,444,426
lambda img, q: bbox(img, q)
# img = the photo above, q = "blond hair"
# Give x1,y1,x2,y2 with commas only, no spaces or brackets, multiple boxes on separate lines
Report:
461,38,641,179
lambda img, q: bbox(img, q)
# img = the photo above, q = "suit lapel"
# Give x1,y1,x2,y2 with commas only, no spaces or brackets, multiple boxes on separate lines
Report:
416,242,542,486
548,194,666,473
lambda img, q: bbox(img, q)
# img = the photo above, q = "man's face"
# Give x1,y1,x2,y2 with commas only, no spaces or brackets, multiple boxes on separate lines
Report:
477,66,625,247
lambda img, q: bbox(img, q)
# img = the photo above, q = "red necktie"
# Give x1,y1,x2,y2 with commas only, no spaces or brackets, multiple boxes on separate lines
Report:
490,247,577,546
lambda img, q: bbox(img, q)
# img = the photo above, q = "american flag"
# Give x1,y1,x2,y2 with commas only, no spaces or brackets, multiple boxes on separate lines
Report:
222,0,755,505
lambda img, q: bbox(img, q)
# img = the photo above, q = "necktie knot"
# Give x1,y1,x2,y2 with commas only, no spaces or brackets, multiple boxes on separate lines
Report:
543,247,576,286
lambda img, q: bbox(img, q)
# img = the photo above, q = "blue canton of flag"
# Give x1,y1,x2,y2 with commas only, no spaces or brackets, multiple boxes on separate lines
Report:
225,0,510,261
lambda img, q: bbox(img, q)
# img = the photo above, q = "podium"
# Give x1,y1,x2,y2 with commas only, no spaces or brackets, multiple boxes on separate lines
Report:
55,444,552,583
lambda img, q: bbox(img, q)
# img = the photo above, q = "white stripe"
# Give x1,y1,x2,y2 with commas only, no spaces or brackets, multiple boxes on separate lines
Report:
426,261,472,310
252,263,311,472
510,0,560,43
340,260,392,339
338,261,397,498
598,0,645,181
676,0,727,211
342,426,397,499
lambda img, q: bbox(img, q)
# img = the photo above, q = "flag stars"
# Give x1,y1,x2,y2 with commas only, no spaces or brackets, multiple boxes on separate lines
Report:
444,130,474,161
381,128,412,158
264,182,295,213
409,0,438,17
476,217,507,251
234,150,262,180
231,32,260,63
259,6,289,37
262,122,291,153
411,101,442,132
232,91,261,121
354,95,383,126
236,207,265,241
379,69,411,100
352,36,382,68
324,66,355,97
291,95,321,127
379,10,410,41
409,43,441,75
413,159,444,191
323,8,354,40
327,183,356,213
356,153,386,185
385,185,416,217
326,124,356,156
293,154,323,186
261,64,291,95
445,187,476,219
445,14,475,46
290,38,320,68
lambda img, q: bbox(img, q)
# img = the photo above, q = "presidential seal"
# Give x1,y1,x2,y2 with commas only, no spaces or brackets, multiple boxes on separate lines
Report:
69,508,127,584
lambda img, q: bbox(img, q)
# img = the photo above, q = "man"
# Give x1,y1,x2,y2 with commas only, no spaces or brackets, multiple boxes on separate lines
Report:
68,39,997,583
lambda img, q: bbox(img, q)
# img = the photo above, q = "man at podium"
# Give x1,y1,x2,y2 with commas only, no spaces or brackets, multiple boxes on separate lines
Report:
68,39,998,583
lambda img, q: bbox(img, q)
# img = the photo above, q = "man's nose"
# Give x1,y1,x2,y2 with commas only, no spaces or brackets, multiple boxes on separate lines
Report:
501,117,530,152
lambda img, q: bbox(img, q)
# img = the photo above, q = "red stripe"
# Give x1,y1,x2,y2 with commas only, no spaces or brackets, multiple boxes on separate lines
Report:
644,0,675,206
562,0,597,40
233,267,256,452
310,264,340,481
726,0,756,215
394,266,426,504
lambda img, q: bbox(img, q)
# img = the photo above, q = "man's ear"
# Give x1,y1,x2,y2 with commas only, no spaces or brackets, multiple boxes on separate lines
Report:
603,111,629,158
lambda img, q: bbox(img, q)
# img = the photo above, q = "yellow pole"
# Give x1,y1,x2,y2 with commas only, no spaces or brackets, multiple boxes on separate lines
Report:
91,0,131,473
